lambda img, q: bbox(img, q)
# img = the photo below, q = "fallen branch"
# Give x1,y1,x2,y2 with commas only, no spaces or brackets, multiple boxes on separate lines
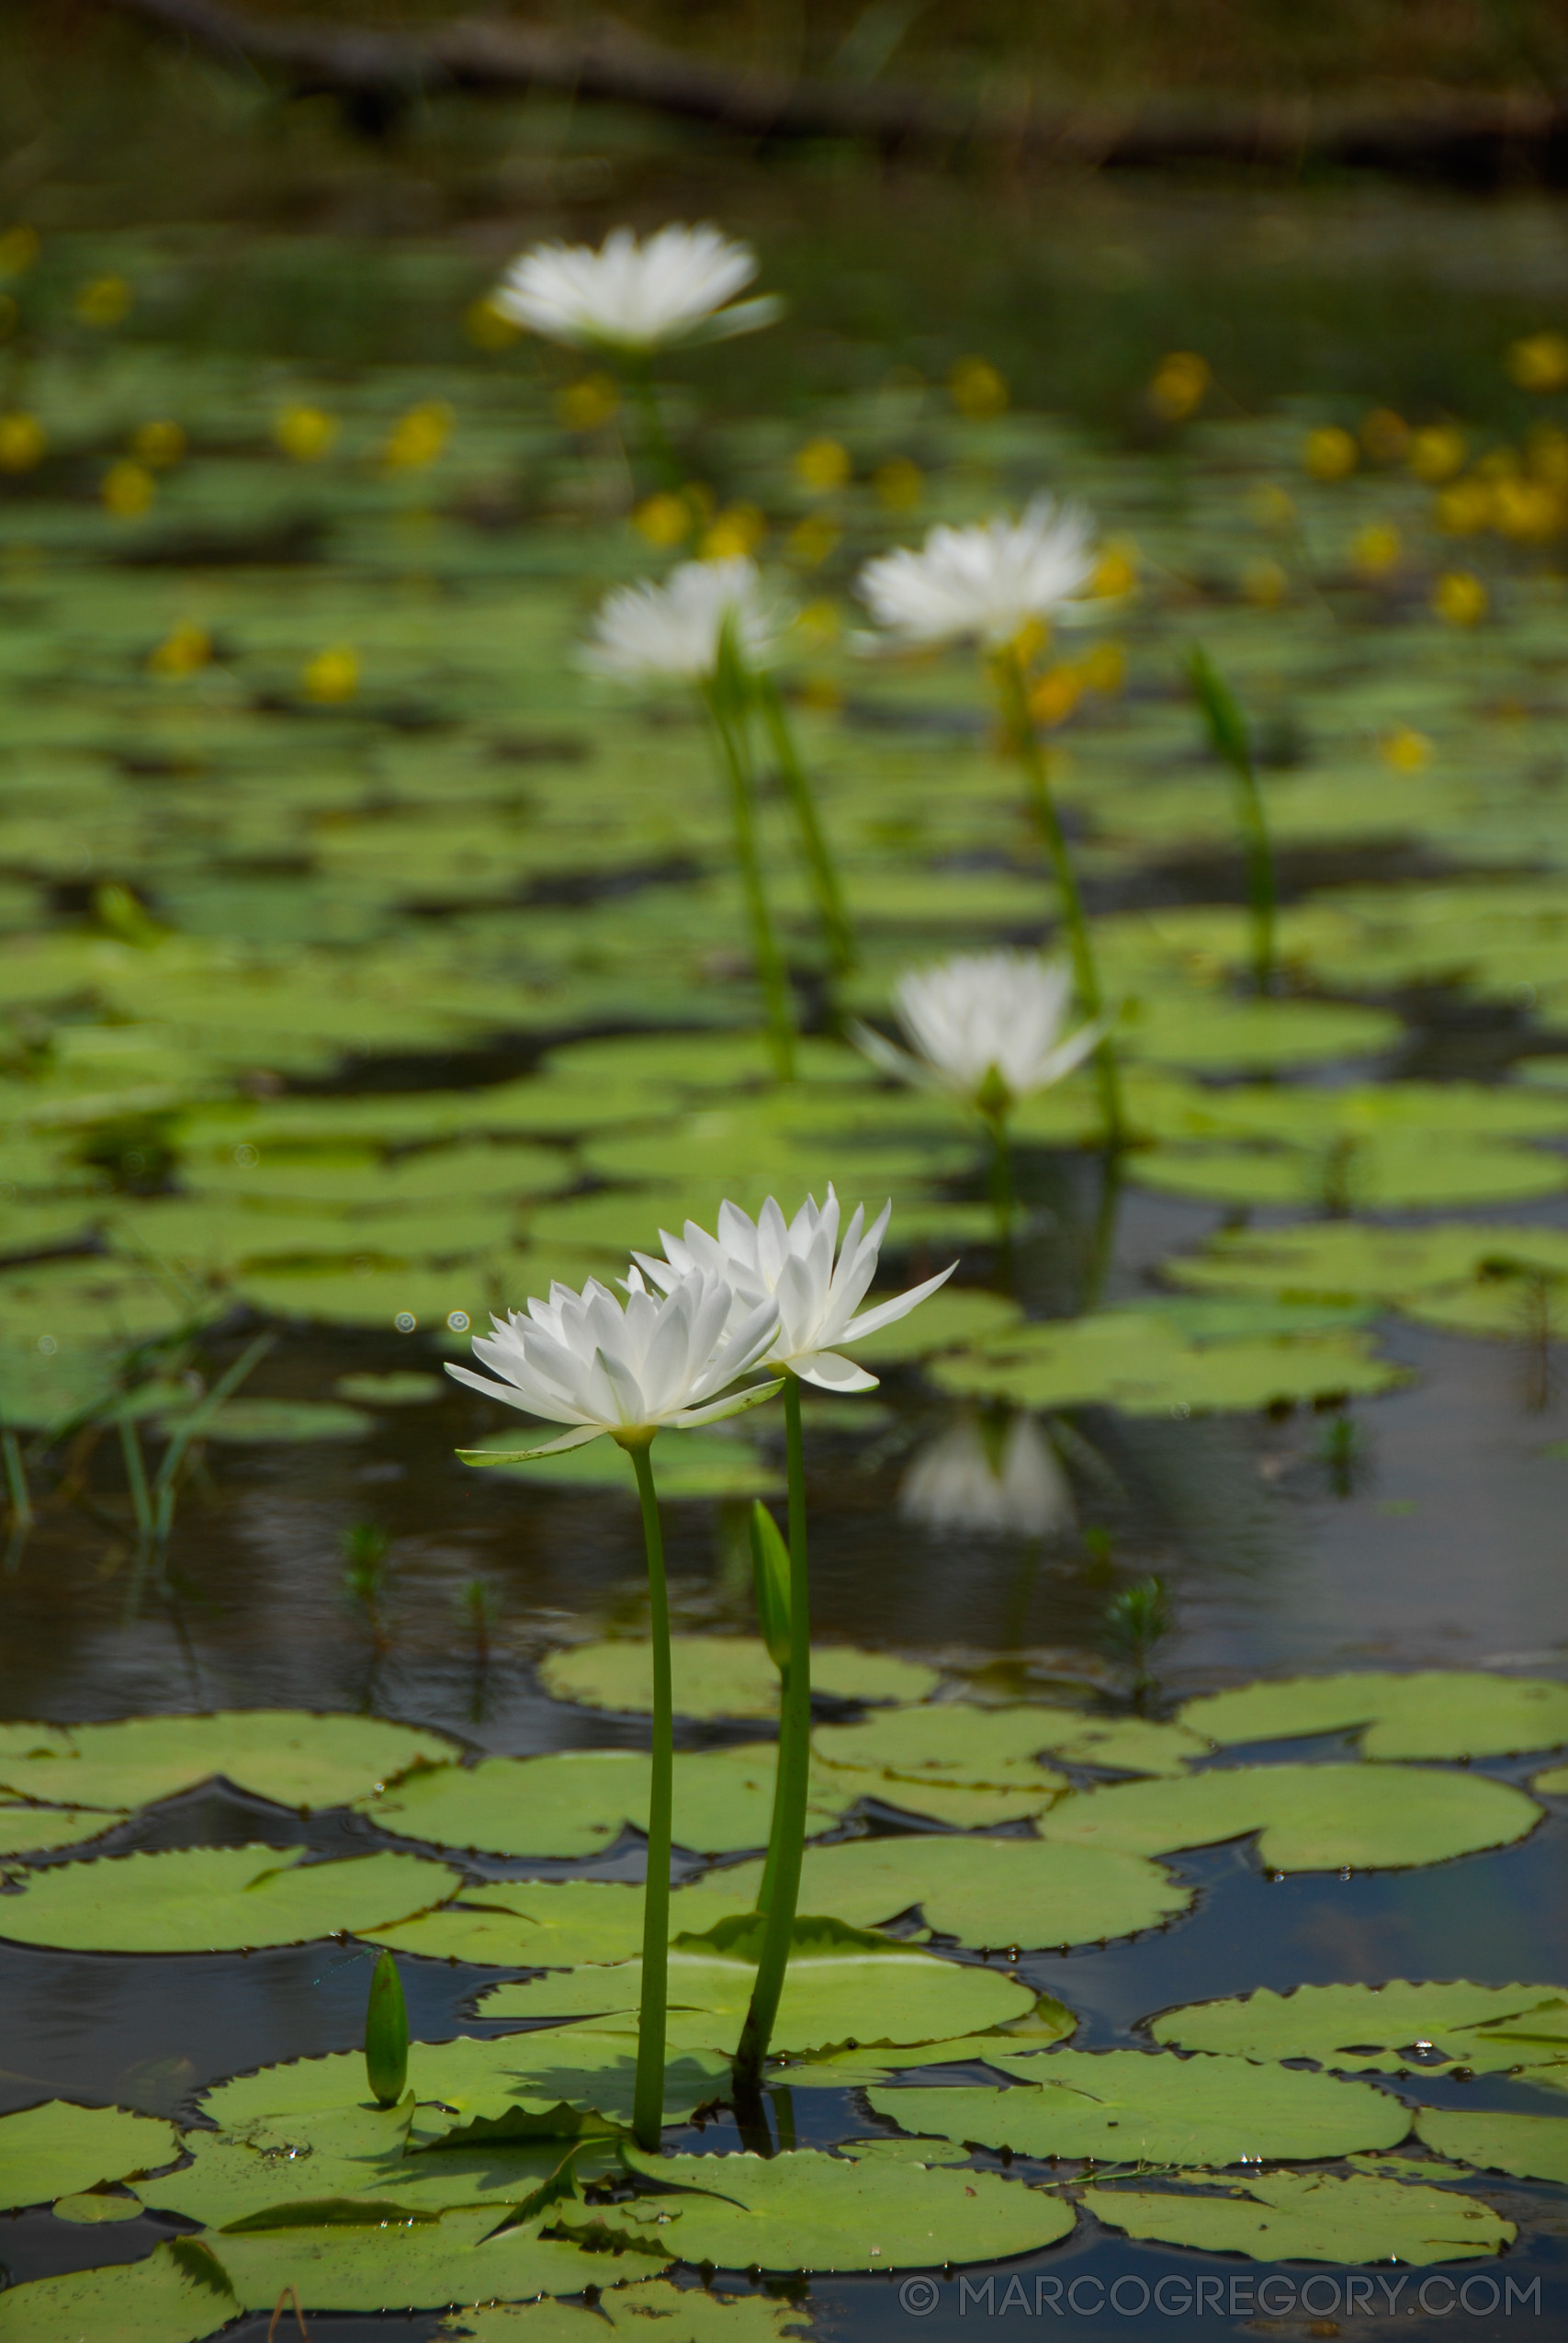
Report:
80,0,1568,177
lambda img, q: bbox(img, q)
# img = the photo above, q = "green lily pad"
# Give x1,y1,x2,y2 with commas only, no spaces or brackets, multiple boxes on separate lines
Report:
1168,1220,1568,1307
1152,1980,1568,2073
367,1879,761,1969
813,1706,1071,1795
1134,1134,1568,1209
847,1288,1021,1364
153,1397,374,1443
0,1846,461,1952
469,1431,782,1500
439,2276,815,2343
538,1638,938,1720
1179,1671,1568,1760
1415,2107,1568,2186
584,2146,1075,2271
1536,1764,1568,1794
871,2044,1409,2163
0,1805,127,1854
0,2238,238,2343
186,1139,568,1209
333,1371,446,1406
52,2190,145,2224
930,1307,1404,1414
0,1710,457,1812
0,2101,178,2210
1037,1763,1540,1870
361,1747,853,1860
210,2205,660,2315
717,1834,1190,1949
1081,2169,1512,2263
1038,1717,1210,1776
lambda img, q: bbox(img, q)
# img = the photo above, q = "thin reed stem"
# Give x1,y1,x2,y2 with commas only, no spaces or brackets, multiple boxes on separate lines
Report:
629,1436,672,2152
705,688,796,1081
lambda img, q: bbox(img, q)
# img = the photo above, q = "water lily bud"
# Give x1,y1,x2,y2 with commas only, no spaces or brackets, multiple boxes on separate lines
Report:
365,1948,408,2106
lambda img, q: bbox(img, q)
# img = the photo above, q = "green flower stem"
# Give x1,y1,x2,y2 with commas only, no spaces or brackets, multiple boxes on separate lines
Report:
621,360,684,496
993,645,1125,1149
735,1374,811,2086
756,674,857,980
704,688,797,1081
628,1434,672,2154
1,1421,31,1532
118,1418,152,1542
1188,646,1277,996
981,1105,1015,1261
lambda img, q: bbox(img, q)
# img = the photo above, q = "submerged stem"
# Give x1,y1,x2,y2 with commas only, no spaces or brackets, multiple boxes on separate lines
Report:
756,675,857,982
628,1437,671,2153
735,1375,811,2085
705,687,796,1081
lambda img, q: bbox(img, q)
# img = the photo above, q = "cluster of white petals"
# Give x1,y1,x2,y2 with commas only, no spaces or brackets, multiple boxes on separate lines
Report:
854,949,1102,1114
900,1413,1075,1538
583,558,780,683
447,1268,779,1454
634,1186,953,1393
491,224,775,354
857,497,1096,647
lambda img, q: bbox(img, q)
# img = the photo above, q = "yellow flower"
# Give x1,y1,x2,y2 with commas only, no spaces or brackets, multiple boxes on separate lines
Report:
302,646,359,702
949,357,1009,420
0,225,39,280
700,504,766,560
147,622,211,679
1409,424,1466,483
1247,482,1296,530
555,374,618,431
794,599,840,650
1433,570,1487,626
1147,352,1209,422
1435,479,1495,534
382,402,452,471
1359,408,1409,463
75,275,131,328
0,413,46,472
464,296,522,352
1091,545,1137,598
1493,477,1562,541
1303,426,1357,481
101,460,154,518
132,420,186,470
793,436,852,494
1528,425,1568,488
1381,727,1432,773
1029,664,1082,728
1507,332,1568,392
873,456,922,511
1080,640,1126,694
787,514,841,568
1242,558,1289,606
275,405,336,462
632,492,692,548
1351,524,1401,579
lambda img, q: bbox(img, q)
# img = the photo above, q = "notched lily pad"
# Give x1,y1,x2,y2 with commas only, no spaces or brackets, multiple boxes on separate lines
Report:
0,2237,238,2343
1082,2168,1513,2264
538,1638,938,1719
1152,1980,1568,2073
1416,2106,1568,2186
1179,1671,1568,1761
0,1709,457,1813
438,2277,816,2342
0,1845,461,1952
0,2100,178,2211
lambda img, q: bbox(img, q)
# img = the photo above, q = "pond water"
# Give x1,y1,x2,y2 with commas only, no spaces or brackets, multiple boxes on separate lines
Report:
0,158,1567,2338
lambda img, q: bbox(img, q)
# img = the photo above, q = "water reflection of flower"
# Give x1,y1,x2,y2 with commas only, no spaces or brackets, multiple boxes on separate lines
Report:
900,1410,1075,1539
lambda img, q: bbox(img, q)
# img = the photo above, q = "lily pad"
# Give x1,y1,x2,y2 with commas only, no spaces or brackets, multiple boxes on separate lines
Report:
1151,1980,1568,2072
0,1805,127,1854
1119,993,1401,1071
813,1706,1071,1798
0,2101,178,2210
333,1371,446,1406
0,1845,461,1952
367,1880,761,1969
0,2239,238,2343
1179,1672,1568,1760
1037,1763,1540,1870
585,2146,1074,2270
0,1710,457,1812
152,1397,374,1443
717,1834,1190,1949
210,2206,660,2315
440,2276,815,2343
1082,2169,1512,2263
848,1288,1021,1364
1536,1765,1568,1794
538,1638,938,1719
469,1431,782,1501
1167,1220,1568,1307
1134,1134,1568,1209
871,2045,1409,2162
930,1307,1403,1414
1416,2107,1568,2186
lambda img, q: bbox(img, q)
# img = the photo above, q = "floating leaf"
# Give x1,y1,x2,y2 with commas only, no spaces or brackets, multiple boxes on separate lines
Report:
1151,1980,1568,2072
210,2206,660,2315
812,1706,1070,1817
1179,1672,1568,1760
0,1710,457,1813
51,2190,145,2224
333,1371,446,1406
0,2238,237,2343
366,1880,761,1969
440,2279,813,2343
1038,1763,1540,1870
1135,1134,1568,1210
848,1288,1022,1364
0,1805,126,1854
0,1846,461,1952
153,1396,374,1443
538,1638,937,1719
1082,2168,1512,2263
1416,2107,1568,2186
0,2101,177,2211
468,1431,782,1500
1536,1764,1568,1794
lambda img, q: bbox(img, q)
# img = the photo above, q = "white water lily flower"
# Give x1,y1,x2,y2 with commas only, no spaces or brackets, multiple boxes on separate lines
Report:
852,949,1104,1115
634,1186,953,1394
583,558,782,683
491,224,780,355
900,1412,1075,1539
449,1267,780,1458
857,497,1096,647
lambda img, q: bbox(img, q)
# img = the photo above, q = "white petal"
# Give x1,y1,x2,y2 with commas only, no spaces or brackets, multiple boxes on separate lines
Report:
793,1351,880,1393
840,1259,958,1341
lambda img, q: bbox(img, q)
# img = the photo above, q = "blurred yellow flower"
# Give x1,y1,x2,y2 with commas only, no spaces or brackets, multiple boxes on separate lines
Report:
1359,408,1410,463
132,420,186,470
383,402,452,471
147,622,211,679
1436,479,1495,534
464,296,523,352
701,503,766,559
1029,663,1082,728
787,514,841,568
949,357,1009,420
1507,332,1568,392
1242,558,1289,606
1381,726,1432,772
1409,424,1466,483
1351,524,1402,578
1079,640,1126,694
1303,426,1358,481
796,673,843,713
794,599,840,650
555,374,618,431
302,646,359,702
1493,476,1562,541
794,436,852,493
1528,424,1568,487
1147,351,1209,422
0,413,46,472
1433,570,1487,626
275,405,336,462
873,456,923,511
632,492,692,547
75,275,131,328
1247,482,1296,530
0,225,39,279
101,459,154,518
1091,544,1137,599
